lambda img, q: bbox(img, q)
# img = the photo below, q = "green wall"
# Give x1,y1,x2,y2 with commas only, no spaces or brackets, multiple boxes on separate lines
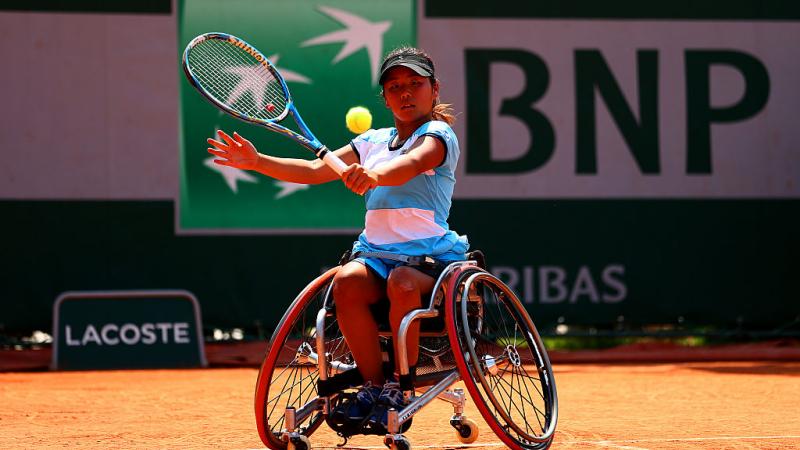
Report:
2,199,797,335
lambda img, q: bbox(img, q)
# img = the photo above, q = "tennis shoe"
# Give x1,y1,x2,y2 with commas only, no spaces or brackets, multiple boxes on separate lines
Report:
363,382,413,433
354,382,382,418
330,382,381,422
378,382,406,410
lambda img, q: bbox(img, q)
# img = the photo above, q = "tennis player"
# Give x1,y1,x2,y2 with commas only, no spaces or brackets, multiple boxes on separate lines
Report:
208,46,468,429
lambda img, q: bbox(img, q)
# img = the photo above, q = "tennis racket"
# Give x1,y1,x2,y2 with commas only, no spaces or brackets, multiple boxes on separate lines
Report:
181,32,347,175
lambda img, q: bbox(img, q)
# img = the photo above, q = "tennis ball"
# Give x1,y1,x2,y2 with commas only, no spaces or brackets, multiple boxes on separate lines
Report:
345,106,372,134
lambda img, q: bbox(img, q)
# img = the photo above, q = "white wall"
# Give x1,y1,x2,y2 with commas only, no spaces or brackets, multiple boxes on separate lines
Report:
0,9,178,200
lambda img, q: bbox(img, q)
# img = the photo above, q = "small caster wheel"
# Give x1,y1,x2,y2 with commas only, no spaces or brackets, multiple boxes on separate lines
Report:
288,434,310,450
384,435,411,450
454,418,479,444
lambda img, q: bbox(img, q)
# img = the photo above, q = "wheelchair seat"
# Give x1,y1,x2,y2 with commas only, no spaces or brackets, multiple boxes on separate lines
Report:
336,249,487,334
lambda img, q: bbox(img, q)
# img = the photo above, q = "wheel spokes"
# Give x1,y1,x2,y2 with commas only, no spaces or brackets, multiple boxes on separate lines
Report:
458,274,555,445
258,277,356,448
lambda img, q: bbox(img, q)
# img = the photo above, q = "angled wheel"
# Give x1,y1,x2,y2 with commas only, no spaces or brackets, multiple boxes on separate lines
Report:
454,417,479,444
255,267,353,449
288,434,311,450
384,435,411,450
446,268,558,450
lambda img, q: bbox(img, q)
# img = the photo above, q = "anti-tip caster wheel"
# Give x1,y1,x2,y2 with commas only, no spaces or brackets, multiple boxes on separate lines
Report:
384,434,411,450
288,434,311,450
453,417,480,444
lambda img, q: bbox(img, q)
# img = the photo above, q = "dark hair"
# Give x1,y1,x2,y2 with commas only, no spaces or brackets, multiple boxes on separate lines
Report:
380,47,456,125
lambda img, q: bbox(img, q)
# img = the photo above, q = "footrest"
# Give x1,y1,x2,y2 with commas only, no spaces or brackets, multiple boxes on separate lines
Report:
317,368,364,397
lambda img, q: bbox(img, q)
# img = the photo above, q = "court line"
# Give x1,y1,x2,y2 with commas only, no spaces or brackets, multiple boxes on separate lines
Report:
592,441,650,450
247,435,800,449
248,444,506,449
570,434,800,445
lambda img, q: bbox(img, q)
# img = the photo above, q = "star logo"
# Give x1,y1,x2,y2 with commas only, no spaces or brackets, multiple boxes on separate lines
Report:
208,56,312,198
269,54,311,84
301,6,391,85
224,65,271,111
224,57,311,110
204,156,258,193
274,180,310,199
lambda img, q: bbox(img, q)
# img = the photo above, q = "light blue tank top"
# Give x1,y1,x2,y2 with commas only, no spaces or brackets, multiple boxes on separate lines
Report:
350,120,469,260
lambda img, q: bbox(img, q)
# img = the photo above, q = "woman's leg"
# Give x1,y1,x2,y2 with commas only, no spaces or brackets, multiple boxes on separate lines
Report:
333,261,386,385
386,266,435,371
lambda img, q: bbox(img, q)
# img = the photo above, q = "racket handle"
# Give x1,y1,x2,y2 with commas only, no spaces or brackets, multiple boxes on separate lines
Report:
316,146,348,176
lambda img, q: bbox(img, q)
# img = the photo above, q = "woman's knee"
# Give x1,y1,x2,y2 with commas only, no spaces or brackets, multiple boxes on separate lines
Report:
386,267,422,304
332,263,381,307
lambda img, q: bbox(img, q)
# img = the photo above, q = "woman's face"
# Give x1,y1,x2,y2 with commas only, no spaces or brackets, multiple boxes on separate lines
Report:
382,66,439,123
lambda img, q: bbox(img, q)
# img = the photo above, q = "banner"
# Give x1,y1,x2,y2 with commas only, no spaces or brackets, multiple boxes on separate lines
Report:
178,0,414,233
52,291,207,370
420,9,800,199
417,2,800,329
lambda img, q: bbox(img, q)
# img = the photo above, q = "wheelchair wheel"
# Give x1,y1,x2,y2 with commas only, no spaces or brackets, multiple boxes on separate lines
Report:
445,267,558,449
254,267,350,449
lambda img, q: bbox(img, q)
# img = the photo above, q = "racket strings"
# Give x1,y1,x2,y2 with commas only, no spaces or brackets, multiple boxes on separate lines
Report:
187,39,288,121
193,41,286,118
197,40,286,117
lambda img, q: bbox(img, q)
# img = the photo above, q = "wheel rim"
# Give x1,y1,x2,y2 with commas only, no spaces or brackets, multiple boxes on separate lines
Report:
448,270,557,448
255,269,353,449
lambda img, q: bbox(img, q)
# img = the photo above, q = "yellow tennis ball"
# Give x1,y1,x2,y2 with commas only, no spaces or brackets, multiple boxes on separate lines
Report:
346,106,372,134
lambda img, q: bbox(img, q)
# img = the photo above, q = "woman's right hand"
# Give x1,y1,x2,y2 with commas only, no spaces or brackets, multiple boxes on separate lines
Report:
207,130,259,171
342,163,379,196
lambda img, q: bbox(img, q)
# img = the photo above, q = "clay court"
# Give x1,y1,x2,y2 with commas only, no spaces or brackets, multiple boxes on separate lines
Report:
2,4,798,450
3,355,799,449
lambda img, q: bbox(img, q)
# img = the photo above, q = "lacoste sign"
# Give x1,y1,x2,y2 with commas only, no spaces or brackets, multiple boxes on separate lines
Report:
52,291,207,370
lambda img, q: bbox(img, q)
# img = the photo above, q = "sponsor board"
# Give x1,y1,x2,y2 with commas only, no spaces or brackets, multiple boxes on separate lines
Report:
178,0,414,233
419,12,799,199
52,290,207,370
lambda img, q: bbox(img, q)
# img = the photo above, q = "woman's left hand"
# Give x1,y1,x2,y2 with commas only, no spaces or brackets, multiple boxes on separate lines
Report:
342,164,379,196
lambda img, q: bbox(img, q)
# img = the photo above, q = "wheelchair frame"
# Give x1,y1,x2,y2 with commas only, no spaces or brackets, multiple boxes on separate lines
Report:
255,258,558,450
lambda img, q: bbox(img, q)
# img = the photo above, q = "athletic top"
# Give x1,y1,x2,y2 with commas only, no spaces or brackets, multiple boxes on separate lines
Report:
349,120,469,261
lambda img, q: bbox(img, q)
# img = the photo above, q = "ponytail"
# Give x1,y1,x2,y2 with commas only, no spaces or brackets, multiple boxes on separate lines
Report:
432,101,456,125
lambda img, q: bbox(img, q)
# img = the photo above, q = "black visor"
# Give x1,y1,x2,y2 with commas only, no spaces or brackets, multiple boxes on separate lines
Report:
378,54,434,85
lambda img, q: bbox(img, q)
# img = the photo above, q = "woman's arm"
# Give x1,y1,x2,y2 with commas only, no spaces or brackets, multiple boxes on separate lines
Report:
341,135,445,195
207,130,358,185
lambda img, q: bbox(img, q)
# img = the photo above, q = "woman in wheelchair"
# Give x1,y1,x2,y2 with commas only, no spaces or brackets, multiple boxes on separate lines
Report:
218,47,557,450
329,46,468,431
210,46,467,429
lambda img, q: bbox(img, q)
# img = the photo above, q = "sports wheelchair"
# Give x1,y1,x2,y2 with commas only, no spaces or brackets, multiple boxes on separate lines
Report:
254,251,558,450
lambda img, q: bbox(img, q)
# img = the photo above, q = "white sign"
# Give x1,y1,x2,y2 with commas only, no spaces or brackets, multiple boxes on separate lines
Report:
421,18,800,198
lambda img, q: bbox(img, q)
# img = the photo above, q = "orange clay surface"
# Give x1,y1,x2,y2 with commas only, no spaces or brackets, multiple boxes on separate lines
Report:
2,362,799,450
